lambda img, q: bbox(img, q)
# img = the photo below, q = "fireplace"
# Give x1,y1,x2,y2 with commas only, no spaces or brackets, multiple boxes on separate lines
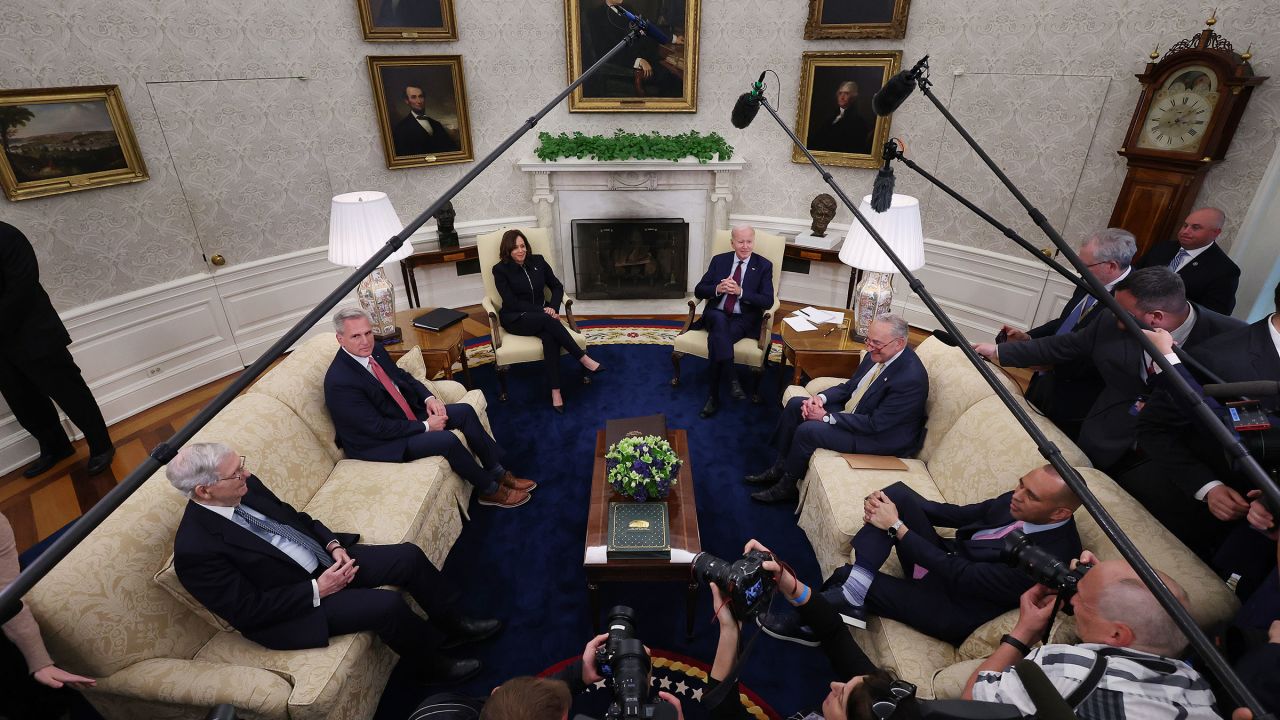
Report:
570,218,689,300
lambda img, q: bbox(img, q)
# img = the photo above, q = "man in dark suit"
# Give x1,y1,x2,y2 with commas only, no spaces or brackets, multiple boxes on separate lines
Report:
997,228,1136,439
747,314,928,504
166,442,500,683
0,221,114,478
1137,207,1241,314
323,307,533,509
759,465,1082,646
692,225,775,418
807,81,873,155
390,85,459,157
374,0,443,27
975,267,1245,473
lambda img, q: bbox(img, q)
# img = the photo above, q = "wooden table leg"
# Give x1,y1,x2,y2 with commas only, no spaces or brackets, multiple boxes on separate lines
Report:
458,339,472,387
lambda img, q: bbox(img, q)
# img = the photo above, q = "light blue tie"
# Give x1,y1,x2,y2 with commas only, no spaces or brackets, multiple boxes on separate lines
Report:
234,506,334,569
1169,248,1190,272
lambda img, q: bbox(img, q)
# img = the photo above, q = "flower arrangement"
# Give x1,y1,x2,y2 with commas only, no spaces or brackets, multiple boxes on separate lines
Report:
605,434,682,501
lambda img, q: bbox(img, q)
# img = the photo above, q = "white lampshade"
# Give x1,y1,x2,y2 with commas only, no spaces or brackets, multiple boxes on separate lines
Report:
327,191,412,268
838,194,925,273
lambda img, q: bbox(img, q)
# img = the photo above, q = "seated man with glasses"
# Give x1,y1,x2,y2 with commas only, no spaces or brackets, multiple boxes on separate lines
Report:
747,313,928,505
165,442,501,685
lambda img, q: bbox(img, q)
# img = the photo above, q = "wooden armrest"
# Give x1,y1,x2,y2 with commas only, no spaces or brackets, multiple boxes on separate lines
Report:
565,298,579,332
756,310,773,351
486,310,502,349
677,299,697,334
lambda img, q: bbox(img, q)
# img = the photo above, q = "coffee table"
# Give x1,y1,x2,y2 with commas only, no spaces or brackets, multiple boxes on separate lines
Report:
780,305,865,386
386,308,473,385
585,428,700,638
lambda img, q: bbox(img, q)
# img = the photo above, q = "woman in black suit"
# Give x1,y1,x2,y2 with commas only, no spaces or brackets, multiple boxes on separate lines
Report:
492,230,603,412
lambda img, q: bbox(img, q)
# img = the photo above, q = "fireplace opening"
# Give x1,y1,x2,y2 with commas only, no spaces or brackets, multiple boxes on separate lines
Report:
570,218,689,300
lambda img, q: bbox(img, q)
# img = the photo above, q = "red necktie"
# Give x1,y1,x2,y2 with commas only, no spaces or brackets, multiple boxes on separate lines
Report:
369,359,417,421
722,259,744,314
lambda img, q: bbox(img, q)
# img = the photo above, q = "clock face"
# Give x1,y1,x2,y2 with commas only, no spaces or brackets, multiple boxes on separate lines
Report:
1137,64,1219,152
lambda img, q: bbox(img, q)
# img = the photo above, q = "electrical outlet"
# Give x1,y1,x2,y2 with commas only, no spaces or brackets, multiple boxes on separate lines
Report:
147,366,163,377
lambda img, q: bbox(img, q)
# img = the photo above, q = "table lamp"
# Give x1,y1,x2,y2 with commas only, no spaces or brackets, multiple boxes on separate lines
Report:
838,194,926,339
328,191,413,342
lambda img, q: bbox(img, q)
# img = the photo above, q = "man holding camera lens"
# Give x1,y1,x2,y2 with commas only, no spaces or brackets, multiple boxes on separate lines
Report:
962,552,1218,720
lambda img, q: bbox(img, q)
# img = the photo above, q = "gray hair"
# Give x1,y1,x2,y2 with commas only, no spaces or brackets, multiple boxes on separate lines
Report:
730,224,755,240
872,313,908,340
166,442,234,498
333,307,371,333
837,81,858,94
1098,575,1191,657
1083,228,1137,268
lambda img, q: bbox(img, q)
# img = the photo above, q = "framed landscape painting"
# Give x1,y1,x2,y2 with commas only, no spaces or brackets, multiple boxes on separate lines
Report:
0,85,148,201
804,0,912,39
368,55,474,169
793,51,901,169
564,0,700,112
357,0,458,41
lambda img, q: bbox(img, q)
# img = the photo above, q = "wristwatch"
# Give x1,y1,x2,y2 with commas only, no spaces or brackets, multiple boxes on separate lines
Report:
887,519,904,539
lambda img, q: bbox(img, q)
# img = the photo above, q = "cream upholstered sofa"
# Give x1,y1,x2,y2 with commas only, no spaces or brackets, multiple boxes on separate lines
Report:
791,336,1240,698
25,335,485,720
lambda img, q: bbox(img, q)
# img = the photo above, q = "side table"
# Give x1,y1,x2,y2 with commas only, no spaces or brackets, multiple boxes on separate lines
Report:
384,308,472,386
780,307,864,386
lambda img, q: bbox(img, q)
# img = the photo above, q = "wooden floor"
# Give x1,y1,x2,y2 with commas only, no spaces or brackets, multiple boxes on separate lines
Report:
1,302,1023,553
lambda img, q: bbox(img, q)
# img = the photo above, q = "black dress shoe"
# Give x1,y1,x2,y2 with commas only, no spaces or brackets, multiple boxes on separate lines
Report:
730,377,747,401
423,657,483,685
589,364,606,375
819,587,868,629
699,397,719,419
23,448,74,478
439,617,503,649
86,447,116,476
750,476,799,504
553,403,565,415
756,611,820,647
743,465,784,486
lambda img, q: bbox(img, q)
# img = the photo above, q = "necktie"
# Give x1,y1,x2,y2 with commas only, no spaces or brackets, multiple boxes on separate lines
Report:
845,363,884,411
722,260,744,314
1055,295,1096,336
369,359,417,421
1169,248,1190,272
233,506,334,569
971,520,1025,542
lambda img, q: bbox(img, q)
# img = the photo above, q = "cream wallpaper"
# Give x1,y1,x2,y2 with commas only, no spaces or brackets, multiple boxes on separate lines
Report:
0,0,1277,310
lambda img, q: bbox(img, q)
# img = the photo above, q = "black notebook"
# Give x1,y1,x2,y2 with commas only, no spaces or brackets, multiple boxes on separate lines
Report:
412,307,467,332
607,502,671,559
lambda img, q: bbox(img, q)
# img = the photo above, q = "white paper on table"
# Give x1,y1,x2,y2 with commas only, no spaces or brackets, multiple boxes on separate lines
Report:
801,307,839,324
785,316,818,332
670,549,697,564
584,545,608,564
826,312,846,326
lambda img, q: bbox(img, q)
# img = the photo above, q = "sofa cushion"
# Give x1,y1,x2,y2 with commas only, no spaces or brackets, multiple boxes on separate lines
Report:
861,618,958,699
930,658,984,700
914,337,1008,462
96,657,294,719
153,555,234,632
248,334,345,464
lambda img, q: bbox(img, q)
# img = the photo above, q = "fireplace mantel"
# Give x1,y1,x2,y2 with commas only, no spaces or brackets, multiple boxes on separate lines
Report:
516,157,745,296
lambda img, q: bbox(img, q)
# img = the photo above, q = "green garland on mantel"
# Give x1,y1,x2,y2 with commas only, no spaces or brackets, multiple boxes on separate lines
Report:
534,129,734,163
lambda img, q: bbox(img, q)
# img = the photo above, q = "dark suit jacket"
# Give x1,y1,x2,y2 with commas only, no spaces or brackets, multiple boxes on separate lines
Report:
999,304,1245,468
491,255,565,326
807,106,873,155
0,221,71,359
172,475,359,650
391,113,458,156
323,344,434,461
1138,241,1241,315
818,345,929,457
692,251,774,329
1137,318,1280,498
1022,284,1110,427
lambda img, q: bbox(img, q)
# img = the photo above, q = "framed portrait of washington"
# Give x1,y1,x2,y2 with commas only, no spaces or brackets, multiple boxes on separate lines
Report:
368,55,474,170
805,0,912,39
0,85,148,201
357,0,458,41
564,0,700,112
793,51,901,169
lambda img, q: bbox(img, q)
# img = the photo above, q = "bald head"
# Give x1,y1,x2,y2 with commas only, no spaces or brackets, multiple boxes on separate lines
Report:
1177,207,1225,250
1074,560,1191,657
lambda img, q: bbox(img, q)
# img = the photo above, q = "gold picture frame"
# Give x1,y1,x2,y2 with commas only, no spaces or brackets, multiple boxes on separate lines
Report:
793,51,901,169
356,0,458,41
564,0,700,113
368,55,474,170
805,0,911,39
0,85,148,201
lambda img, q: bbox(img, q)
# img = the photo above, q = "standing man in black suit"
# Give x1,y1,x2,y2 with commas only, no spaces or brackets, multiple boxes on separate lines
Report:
806,81,873,155
996,228,1136,439
0,221,114,478
1137,207,1241,314
691,225,774,418
758,465,1081,646
390,85,459,157
166,442,499,684
747,314,928,505
323,307,533,509
975,267,1245,473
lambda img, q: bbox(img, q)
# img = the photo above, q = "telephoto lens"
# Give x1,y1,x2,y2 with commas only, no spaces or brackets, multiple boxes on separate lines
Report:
1001,531,1091,613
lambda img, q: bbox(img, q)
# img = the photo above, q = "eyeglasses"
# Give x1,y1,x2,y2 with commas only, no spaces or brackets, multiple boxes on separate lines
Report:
871,680,917,720
1084,261,1112,269
216,456,247,484
865,336,903,352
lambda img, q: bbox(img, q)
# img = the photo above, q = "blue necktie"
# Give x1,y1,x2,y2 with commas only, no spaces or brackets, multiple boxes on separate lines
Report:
234,506,334,569
1055,295,1096,336
1169,248,1190,272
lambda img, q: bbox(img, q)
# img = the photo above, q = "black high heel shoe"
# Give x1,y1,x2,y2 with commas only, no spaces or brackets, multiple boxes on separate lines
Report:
552,403,565,415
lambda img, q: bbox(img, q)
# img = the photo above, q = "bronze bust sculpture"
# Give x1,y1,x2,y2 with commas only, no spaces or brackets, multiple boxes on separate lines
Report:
810,194,837,236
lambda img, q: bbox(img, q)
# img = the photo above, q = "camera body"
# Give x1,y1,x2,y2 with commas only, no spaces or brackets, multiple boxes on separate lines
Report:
1001,530,1091,613
691,550,776,621
595,606,678,720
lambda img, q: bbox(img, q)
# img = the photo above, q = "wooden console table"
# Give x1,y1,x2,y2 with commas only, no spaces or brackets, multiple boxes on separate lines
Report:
399,244,479,308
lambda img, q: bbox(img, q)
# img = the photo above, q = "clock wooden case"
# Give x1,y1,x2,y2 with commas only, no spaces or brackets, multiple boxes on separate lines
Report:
1109,19,1266,257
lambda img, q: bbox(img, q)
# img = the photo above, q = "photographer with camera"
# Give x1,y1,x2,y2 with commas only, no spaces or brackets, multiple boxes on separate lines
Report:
961,550,1219,719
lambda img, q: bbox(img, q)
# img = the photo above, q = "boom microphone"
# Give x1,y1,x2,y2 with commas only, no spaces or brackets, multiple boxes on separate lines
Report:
1203,381,1280,399
610,4,673,45
872,55,929,117
731,71,767,129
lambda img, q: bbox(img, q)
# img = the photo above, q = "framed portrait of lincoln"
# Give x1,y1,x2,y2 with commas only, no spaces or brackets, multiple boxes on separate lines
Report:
368,55,473,169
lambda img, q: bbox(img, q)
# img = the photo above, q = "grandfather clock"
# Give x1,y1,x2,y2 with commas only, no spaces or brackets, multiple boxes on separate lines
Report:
1108,15,1266,257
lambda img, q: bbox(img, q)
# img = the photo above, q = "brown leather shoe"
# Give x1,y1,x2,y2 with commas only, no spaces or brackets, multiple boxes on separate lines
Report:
501,471,537,492
477,485,530,508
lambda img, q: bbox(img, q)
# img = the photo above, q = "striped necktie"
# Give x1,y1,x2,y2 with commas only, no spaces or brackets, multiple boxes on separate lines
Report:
1169,248,1191,272
233,506,334,569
